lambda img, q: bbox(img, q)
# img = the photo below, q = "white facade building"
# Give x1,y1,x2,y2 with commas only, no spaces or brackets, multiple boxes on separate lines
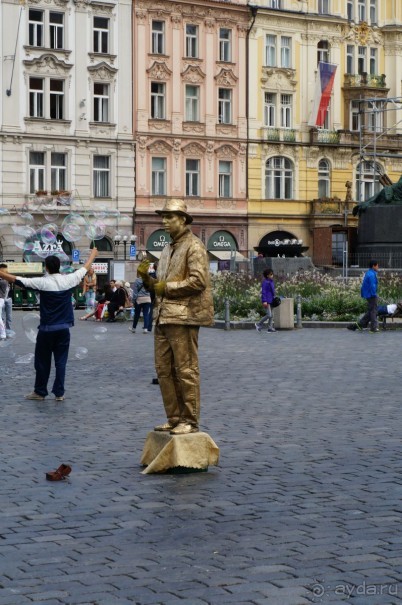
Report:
0,0,134,263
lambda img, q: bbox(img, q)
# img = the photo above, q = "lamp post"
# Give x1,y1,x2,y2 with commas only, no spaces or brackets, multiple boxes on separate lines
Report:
114,234,137,260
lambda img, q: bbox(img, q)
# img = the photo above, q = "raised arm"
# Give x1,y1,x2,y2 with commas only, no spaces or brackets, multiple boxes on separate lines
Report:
84,248,98,271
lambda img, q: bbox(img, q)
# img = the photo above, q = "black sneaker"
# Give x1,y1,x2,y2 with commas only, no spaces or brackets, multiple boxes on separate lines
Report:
347,324,357,331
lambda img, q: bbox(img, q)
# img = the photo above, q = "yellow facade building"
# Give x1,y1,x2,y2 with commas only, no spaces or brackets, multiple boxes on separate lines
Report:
247,0,402,265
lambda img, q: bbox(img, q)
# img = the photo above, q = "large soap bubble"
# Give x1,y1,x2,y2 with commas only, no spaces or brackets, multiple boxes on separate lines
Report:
22,313,40,343
84,221,106,241
62,223,82,242
41,223,58,245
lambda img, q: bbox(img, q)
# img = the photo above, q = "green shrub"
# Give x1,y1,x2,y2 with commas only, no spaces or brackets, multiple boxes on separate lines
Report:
211,270,402,322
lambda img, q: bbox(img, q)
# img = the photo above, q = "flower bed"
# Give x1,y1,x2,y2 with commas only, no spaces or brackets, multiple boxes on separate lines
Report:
212,270,402,322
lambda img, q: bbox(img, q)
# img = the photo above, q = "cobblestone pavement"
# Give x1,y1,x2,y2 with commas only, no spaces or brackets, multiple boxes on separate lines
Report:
1,312,402,605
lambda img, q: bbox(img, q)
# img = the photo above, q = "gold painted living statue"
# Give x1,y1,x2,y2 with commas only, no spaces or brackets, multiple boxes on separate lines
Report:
353,175,402,216
137,199,214,436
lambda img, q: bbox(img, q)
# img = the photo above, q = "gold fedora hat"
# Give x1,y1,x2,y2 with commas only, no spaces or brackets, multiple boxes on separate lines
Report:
155,198,193,224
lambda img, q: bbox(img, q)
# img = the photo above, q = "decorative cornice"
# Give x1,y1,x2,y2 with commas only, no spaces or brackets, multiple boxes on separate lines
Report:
215,68,238,87
182,142,206,156
147,61,172,80
147,139,173,154
181,65,206,83
23,53,72,74
29,0,69,5
87,61,118,79
215,144,237,159
261,67,297,89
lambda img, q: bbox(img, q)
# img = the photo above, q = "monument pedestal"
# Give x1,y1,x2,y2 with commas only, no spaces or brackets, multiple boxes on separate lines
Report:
140,431,220,474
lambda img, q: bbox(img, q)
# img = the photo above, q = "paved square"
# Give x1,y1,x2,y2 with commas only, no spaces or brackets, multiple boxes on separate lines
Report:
1,313,402,604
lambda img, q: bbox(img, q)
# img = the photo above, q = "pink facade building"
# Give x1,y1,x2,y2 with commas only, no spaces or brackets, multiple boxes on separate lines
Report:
133,0,250,264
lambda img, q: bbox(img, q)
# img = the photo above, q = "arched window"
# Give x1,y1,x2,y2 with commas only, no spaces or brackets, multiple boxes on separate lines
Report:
265,156,293,200
356,161,382,202
318,159,330,198
317,40,329,65
90,237,113,252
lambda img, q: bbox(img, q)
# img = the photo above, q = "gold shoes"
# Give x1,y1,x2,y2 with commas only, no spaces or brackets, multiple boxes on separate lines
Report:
170,423,199,435
154,422,177,432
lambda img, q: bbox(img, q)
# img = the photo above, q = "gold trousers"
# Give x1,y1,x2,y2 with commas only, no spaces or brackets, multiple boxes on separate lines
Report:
154,324,200,428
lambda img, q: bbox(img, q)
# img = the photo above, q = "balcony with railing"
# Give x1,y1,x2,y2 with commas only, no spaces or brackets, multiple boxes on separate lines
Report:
309,129,340,145
265,128,297,143
343,73,387,88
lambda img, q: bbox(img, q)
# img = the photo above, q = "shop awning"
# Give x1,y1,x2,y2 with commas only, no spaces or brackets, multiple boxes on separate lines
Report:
209,251,249,262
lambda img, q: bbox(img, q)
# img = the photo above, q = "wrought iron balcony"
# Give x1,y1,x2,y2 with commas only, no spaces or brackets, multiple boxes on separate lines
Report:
265,128,296,143
343,73,387,88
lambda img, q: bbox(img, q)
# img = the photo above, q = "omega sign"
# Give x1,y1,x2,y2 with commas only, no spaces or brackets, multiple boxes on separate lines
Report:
32,239,64,254
152,234,170,248
213,235,233,249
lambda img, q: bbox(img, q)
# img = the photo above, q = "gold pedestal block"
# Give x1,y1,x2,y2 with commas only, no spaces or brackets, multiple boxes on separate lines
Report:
140,431,220,474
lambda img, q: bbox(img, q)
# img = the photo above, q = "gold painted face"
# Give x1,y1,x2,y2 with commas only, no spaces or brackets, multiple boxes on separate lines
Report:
161,213,186,238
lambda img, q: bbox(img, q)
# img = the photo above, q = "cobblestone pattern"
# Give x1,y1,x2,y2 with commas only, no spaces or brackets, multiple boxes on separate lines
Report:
1,312,402,604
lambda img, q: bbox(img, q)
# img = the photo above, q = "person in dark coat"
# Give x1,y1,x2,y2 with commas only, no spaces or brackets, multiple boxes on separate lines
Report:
106,281,127,322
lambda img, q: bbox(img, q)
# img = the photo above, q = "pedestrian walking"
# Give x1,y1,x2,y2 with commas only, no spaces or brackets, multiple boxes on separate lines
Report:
0,248,98,400
347,259,379,333
255,268,276,333
0,263,9,340
129,277,152,334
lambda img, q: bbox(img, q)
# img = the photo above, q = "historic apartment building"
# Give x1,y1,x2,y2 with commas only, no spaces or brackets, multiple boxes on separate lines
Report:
133,0,251,266
248,0,402,265
0,0,134,266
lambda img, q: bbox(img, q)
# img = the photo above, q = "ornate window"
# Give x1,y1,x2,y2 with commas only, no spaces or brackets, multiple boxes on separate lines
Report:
264,93,276,127
151,82,166,119
318,0,330,14
29,152,45,193
219,29,231,62
265,35,276,67
318,160,330,198
51,153,67,191
93,17,109,54
152,158,166,195
280,94,292,128
280,36,291,68
185,24,198,59
29,77,64,120
29,150,68,194
317,41,329,65
94,83,109,122
267,0,282,6
185,85,199,122
218,88,232,124
93,156,110,198
28,9,65,49
219,161,232,198
265,157,293,199
152,21,165,55
186,159,200,196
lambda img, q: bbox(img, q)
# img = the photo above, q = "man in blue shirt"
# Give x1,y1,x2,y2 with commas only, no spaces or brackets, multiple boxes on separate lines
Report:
347,260,379,333
0,248,97,400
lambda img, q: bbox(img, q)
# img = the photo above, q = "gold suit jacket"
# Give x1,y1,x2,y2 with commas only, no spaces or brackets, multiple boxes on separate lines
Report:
153,227,214,326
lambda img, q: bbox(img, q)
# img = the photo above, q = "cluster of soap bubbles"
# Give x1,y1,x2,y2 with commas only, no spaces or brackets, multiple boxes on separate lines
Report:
0,196,133,264
0,313,108,365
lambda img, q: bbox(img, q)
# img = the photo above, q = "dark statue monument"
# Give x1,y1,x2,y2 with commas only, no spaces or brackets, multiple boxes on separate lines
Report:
353,175,402,268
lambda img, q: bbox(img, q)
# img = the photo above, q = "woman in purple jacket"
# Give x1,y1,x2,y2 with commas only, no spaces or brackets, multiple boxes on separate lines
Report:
255,269,276,333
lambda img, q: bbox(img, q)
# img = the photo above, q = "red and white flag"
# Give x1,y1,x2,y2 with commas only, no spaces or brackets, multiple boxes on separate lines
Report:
308,62,337,128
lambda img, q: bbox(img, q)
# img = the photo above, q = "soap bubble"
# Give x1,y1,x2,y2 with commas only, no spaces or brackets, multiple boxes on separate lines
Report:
41,223,58,245
43,208,59,222
12,225,37,250
62,223,82,242
15,353,34,364
19,211,35,224
94,326,107,341
84,221,106,241
0,338,12,348
73,346,88,360
0,208,10,217
22,313,40,343
60,264,74,274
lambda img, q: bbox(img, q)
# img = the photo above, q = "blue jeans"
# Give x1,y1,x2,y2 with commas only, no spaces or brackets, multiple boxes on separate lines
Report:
34,329,70,397
359,296,378,330
85,290,96,308
133,302,151,330
3,297,12,331
256,304,273,329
